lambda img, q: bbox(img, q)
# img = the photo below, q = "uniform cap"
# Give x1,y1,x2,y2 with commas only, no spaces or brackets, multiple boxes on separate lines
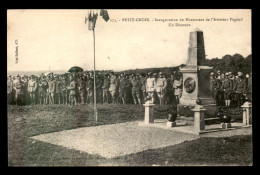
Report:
153,73,157,75
238,72,243,76
225,72,229,76
210,72,214,76
217,70,221,74
159,72,163,75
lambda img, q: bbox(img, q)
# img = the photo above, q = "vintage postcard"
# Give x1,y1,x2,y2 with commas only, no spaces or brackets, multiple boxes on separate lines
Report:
7,9,252,166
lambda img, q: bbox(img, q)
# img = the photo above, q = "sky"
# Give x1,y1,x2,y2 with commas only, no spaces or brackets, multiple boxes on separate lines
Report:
7,9,251,72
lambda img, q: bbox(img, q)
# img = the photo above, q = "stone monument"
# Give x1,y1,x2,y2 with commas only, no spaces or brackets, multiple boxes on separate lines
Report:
179,28,216,107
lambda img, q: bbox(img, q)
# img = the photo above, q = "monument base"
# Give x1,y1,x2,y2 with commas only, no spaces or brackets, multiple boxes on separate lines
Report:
221,123,231,129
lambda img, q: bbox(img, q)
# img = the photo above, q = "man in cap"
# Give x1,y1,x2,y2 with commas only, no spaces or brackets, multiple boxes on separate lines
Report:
156,72,167,106
145,72,156,103
233,72,247,107
38,75,48,104
67,74,77,106
102,73,110,103
139,73,147,104
77,75,85,104
173,73,183,105
28,75,38,105
86,74,94,104
55,75,62,105
210,72,222,106
221,72,233,107
96,74,104,104
60,75,68,105
131,74,141,105
166,74,175,105
7,75,13,104
13,75,24,106
119,74,128,104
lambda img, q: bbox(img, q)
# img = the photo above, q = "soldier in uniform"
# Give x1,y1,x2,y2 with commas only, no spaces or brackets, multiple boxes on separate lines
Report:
247,72,252,102
173,74,183,104
233,72,247,107
139,73,147,104
210,72,222,106
86,74,94,104
47,73,56,105
22,75,29,105
7,75,13,104
156,72,167,106
96,74,103,104
28,75,38,105
13,75,24,106
55,75,62,105
145,72,156,103
67,74,77,106
119,74,128,104
131,74,141,105
221,72,233,107
102,74,110,103
38,75,48,104
166,74,175,105
109,72,117,104
77,75,85,104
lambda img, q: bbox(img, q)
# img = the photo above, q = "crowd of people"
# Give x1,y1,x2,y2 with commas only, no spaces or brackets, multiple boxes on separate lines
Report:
7,69,252,108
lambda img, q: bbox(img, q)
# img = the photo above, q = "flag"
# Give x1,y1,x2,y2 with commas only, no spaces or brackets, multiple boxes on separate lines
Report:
100,9,109,22
88,10,98,30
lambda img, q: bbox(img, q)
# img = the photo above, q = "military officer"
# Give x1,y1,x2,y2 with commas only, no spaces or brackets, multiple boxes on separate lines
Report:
55,75,62,105
221,72,233,107
156,72,167,106
28,75,38,105
145,72,156,103
166,74,175,105
38,75,48,104
102,74,110,103
109,72,117,104
233,72,247,107
119,74,128,104
131,74,141,104
47,73,56,105
173,74,183,105
139,73,147,104
96,74,103,104
86,74,94,104
13,75,24,106
77,75,85,104
67,74,77,106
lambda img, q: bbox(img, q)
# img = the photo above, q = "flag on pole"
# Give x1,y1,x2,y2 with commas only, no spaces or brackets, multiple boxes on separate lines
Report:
100,9,110,22
87,10,98,30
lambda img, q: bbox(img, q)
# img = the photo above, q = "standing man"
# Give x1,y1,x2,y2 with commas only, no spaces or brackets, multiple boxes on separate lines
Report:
55,75,62,105
7,75,13,105
221,72,233,107
109,72,117,104
77,75,85,104
96,74,103,104
139,73,147,104
13,75,23,106
67,74,77,106
167,74,175,105
233,72,247,107
86,74,94,104
47,73,56,105
38,75,48,105
28,75,38,105
119,74,128,104
145,72,156,103
173,74,182,105
156,72,167,106
102,73,110,104
131,74,141,105
247,72,252,102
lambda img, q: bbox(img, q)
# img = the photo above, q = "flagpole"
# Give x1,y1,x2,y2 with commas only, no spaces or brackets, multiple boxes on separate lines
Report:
93,28,97,121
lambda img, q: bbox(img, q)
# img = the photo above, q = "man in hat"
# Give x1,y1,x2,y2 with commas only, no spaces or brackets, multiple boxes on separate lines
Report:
13,75,24,106
67,74,77,106
166,74,175,105
156,72,167,106
139,73,147,104
119,74,128,104
173,73,183,105
86,74,94,104
233,72,247,107
76,75,85,104
145,72,156,103
131,74,141,105
96,74,104,104
102,73,110,103
55,75,62,105
7,75,13,104
28,75,38,105
38,75,48,104
221,72,233,107
210,72,222,106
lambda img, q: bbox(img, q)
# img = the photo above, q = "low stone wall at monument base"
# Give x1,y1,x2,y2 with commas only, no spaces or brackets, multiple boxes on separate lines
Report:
177,104,218,118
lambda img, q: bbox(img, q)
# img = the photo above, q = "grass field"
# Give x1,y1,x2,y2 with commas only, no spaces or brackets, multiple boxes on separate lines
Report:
7,104,252,166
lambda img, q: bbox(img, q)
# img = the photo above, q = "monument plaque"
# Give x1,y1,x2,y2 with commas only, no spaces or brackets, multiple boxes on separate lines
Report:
180,29,216,106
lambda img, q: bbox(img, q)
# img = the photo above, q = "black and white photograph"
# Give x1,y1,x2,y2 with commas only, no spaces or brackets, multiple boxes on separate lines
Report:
7,9,252,166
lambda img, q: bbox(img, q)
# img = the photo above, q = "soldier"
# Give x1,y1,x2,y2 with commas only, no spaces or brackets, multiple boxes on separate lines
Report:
119,74,128,104
233,72,247,107
115,74,120,103
166,74,175,105
96,74,103,104
102,74,110,103
139,73,147,104
145,72,156,103
156,72,167,106
38,75,48,104
59,75,67,105
47,73,56,105
67,74,77,106
77,75,85,104
173,74,183,104
86,74,94,104
109,72,117,104
7,75,13,105
221,72,233,107
55,75,62,105
131,75,141,105
27,75,38,105
13,75,24,106
210,72,222,106
21,75,29,105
